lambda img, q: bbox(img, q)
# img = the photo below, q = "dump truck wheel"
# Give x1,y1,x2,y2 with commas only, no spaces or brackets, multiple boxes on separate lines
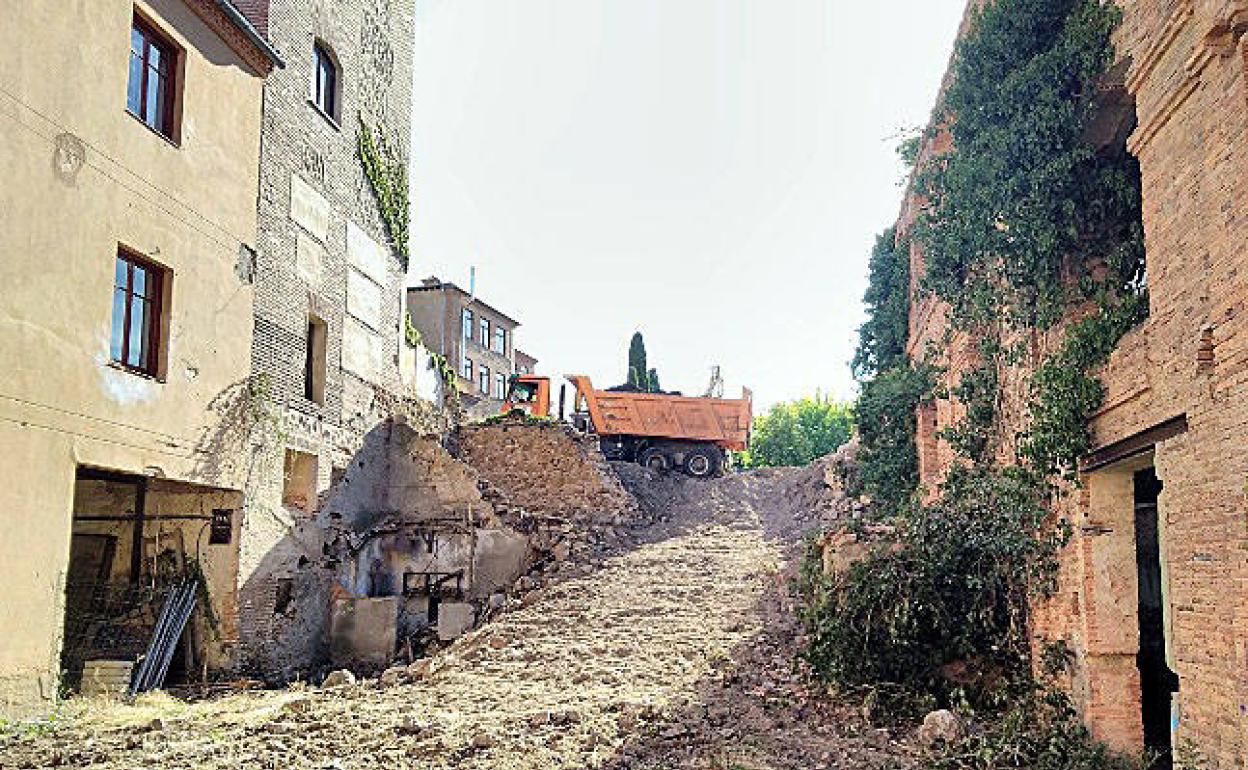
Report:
638,447,670,472
684,446,721,478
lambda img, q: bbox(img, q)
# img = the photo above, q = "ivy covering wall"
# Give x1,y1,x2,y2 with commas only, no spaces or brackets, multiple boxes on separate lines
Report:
804,1,1150,765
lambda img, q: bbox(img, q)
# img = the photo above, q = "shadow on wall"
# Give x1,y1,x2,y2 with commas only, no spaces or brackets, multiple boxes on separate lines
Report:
233,418,533,682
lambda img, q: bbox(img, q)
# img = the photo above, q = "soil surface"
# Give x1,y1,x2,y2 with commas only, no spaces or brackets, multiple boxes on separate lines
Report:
1,465,917,770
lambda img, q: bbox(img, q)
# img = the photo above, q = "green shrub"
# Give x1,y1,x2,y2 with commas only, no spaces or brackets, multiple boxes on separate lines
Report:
927,690,1143,770
802,465,1064,707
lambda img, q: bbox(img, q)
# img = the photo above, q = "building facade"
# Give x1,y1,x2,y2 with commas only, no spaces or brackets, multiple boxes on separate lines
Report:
235,0,417,678
903,1,1248,766
407,278,526,413
0,0,277,715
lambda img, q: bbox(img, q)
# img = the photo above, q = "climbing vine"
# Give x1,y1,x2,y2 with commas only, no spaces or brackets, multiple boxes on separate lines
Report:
804,2,1150,761
357,116,411,270
852,227,911,380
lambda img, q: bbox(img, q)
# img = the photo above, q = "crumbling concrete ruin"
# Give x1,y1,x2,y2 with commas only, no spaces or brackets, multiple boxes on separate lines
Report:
235,416,647,682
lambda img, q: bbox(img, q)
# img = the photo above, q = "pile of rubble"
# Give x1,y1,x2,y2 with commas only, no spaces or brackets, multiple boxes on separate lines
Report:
297,416,657,680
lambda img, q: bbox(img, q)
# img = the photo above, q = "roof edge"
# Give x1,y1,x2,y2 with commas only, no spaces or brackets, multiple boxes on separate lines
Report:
215,0,284,68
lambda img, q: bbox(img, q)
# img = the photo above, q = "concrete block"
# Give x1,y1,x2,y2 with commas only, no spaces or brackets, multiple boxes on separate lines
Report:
330,597,398,671
436,602,475,641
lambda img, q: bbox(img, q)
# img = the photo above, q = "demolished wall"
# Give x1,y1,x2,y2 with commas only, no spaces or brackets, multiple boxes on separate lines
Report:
455,419,640,525
237,415,645,681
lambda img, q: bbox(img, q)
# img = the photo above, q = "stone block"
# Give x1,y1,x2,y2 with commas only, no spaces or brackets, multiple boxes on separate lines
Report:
289,174,329,242
329,597,398,671
347,220,388,285
346,268,384,331
436,601,475,641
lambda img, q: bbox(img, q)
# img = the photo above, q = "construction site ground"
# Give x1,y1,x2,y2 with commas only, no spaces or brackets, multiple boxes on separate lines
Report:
1,463,919,770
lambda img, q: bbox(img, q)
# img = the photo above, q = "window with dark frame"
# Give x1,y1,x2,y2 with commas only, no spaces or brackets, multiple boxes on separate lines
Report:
313,42,339,121
127,15,177,138
479,365,490,394
495,372,506,399
480,317,490,346
462,308,473,341
493,326,506,355
110,251,164,377
462,356,473,380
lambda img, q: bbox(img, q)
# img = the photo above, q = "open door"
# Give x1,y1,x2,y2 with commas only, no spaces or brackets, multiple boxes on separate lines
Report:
1133,467,1177,769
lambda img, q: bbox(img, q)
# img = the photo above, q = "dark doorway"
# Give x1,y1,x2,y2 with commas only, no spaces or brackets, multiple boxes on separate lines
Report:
1133,468,1177,769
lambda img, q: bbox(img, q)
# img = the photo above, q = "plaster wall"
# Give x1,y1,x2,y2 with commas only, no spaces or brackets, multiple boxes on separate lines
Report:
0,0,265,716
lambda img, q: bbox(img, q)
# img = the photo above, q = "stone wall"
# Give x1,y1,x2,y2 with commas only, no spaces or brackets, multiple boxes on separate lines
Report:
455,420,641,527
238,0,421,675
902,2,1248,765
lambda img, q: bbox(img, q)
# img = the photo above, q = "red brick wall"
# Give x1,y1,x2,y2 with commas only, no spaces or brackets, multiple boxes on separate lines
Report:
902,1,1248,765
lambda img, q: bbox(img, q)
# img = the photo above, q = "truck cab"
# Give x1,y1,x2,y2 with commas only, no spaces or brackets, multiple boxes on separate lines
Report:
502,374,550,417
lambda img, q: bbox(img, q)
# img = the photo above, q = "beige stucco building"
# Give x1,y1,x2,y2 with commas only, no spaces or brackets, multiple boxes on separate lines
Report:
0,0,277,715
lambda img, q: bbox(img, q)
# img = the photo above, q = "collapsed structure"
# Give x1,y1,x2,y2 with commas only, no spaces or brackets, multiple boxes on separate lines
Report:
241,416,646,681
891,1,1248,766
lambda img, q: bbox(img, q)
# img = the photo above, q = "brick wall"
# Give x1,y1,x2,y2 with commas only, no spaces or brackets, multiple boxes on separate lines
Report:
237,0,417,675
904,1,1248,765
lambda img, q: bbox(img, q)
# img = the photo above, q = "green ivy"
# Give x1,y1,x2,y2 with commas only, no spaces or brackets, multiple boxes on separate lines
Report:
806,2,1150,764
855,363,935,508
853,228,911,379
1021,294,1147,478
357,117,411,271
916,0,1142,331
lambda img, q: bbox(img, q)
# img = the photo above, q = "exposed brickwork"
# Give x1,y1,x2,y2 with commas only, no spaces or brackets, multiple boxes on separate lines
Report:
904,2,1248,765
238,0,417,674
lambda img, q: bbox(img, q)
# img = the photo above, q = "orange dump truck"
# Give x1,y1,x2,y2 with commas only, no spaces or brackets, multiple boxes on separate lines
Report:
503,374,752,477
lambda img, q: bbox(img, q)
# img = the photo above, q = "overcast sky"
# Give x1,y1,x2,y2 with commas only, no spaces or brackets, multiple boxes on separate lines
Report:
409,0,967,411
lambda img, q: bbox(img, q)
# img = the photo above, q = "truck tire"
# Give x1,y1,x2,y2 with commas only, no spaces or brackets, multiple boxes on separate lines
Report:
683,445,722,478
638,447,670,472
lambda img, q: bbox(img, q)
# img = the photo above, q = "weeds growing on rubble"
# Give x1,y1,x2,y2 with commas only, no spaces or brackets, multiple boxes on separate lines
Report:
802,0,1150,767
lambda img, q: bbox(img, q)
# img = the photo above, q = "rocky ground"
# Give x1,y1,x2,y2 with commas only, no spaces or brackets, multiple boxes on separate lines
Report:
1,461,919,770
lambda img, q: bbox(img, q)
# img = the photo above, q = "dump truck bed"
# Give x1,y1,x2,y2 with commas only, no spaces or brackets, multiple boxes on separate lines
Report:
567,375,752,451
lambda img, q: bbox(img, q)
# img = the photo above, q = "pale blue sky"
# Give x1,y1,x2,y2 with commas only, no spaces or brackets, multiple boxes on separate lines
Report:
409,0,966,411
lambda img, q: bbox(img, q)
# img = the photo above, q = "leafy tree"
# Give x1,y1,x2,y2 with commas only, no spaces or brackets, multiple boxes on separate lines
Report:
625,332,662,392
742,395,853,468
627,332,648,389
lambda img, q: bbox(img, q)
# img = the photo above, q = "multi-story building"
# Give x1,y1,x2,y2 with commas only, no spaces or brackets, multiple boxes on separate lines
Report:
0,0,278,715
236,0,416,678
902,2,1248,766
407,278,526,412
515,349,539,376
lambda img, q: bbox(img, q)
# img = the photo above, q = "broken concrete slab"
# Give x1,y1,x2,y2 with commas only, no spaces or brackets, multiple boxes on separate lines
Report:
437,602,475,641
329,597,398,672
